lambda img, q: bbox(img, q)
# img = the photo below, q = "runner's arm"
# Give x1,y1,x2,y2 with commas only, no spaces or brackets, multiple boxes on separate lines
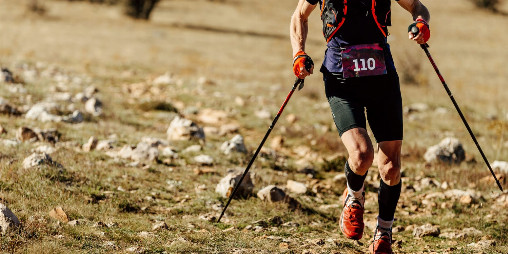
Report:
396,0,430,22
290,0,317,57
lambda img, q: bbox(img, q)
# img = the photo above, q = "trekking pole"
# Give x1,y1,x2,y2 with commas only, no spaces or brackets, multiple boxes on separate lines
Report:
411,27,503,192
216,78,305,223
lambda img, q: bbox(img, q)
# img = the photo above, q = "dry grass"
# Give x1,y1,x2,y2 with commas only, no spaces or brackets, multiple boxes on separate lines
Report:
0,0,507,253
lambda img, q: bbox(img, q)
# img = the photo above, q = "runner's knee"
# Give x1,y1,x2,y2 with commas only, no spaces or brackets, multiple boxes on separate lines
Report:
348,148,374,175
379,161,401,186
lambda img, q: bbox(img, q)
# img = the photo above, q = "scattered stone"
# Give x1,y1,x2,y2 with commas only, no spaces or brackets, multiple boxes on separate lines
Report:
441,227,482,239
219,123,240,136
257,185,286,202
404,103,429,114
1,139,19,147
0,98,21,116
152,221,168,231
235,96,245,106
215,169,254,198
197,76,215,86
83,136,98,152
167,116,205,141
413,224,440,238
444,189,480,203
0,68,14,83
85,97,103,116
270,136,284,150
199,213,217,222
285,114,298,124
67,220,81,226
22,153,59,169
492,160,508,174
16,127,38,142
25,102,63,122
220,134,247,155
49,206,69,223
182,145,201,153
286,180,307,194
96,140,115,151
84,86,98,98
34,145,57,154
467,240,496,250
424,137,465,164
131,140,160,162
161,147,178,158
194,167,217,175
255,109,271,119
197,108,228,125
152,73,174,86
0,203,21,235
194,155,214,165
36,129,61,144
62,110,84,124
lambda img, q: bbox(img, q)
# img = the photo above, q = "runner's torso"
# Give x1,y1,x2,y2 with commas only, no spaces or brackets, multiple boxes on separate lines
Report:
307,0,397,73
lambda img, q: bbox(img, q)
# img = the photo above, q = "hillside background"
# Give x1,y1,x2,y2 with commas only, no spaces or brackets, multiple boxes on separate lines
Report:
0,0,507,253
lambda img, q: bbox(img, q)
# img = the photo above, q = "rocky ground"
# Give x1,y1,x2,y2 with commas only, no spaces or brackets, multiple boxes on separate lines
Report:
0,0,507,253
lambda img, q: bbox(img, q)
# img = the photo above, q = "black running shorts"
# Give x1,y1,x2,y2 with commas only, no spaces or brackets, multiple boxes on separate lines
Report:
323,68,403,142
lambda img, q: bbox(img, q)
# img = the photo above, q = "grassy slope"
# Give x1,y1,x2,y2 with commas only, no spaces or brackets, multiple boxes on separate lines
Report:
0,0,507,253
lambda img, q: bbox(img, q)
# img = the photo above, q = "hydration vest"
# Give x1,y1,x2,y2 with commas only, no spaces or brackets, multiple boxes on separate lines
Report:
320,0,392,42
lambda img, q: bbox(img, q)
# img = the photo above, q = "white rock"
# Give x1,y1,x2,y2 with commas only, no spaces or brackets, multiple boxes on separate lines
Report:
34,145,56,154
0,203,20,235
22,153,55,169
444,189,480,202
1,139,19,147
153,73,174,86
84,86,98,98
25,102,63,122
85,97,103,116
220,134,247,155
194,155,214,165
492,161,508,174
286,180,307,194
63,110,83,124
197,109,228,125
255,109,271,119
413,224,440,238
161,147,178,158
197,76,215,86
257,185,287,202
215,169,254,198
83,136,98,152
167,116,205,141
96,140,115,151
182,145,201,153
424,137,465,164
131,141,159,162
404,103,429,114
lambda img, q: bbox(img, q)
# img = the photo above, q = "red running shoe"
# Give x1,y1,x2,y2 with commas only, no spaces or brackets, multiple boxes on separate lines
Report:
340,188,365,240
369,227,393,254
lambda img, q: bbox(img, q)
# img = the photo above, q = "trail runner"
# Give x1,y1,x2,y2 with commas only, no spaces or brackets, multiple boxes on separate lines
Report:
290,0,430,253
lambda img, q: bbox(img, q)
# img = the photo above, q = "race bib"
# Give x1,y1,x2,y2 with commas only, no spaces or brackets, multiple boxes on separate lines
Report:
341,44,387,78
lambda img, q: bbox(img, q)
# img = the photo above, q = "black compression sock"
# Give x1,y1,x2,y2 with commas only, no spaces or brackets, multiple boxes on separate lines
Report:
344,161,367,192
378,179,402,221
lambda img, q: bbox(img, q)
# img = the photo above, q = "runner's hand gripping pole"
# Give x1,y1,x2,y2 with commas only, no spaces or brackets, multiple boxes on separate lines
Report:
216,59,312,223
412,27,504,192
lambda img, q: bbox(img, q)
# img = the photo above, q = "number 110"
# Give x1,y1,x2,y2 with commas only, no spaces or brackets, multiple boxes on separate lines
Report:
353,58,376,71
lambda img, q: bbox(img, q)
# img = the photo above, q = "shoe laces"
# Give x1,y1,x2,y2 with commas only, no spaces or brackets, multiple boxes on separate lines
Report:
345,192,365,208
373,226,392,242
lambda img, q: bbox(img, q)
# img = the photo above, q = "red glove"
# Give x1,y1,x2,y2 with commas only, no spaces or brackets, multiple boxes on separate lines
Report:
293,51,314,78
409,18,430,43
